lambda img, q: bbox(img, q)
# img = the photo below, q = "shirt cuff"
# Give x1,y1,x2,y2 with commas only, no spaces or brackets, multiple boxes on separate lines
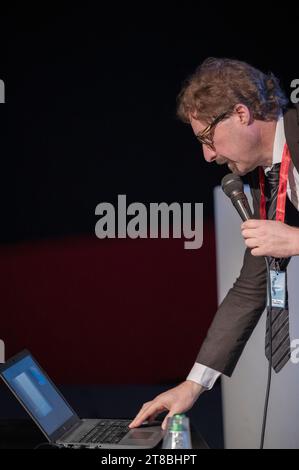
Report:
186,362,222,390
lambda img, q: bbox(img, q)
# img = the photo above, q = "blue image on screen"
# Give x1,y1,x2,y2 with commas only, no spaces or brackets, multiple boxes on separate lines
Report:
3,355,74,435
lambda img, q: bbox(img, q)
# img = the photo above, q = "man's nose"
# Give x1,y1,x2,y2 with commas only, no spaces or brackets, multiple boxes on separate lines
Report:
202,145,217,163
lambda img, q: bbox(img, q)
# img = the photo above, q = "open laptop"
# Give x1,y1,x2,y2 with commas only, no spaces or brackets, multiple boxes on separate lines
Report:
0,350,164,449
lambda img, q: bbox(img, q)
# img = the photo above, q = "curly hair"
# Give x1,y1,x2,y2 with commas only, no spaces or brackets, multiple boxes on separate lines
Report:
177,57,288,125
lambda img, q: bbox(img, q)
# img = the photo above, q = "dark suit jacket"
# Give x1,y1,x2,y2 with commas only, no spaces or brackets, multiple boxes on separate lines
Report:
196,105,299,376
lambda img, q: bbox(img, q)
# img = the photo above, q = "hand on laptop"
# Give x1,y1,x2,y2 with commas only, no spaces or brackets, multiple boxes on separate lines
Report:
129,380,204,430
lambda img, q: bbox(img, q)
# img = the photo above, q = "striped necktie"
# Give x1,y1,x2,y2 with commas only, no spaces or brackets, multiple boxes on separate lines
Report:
264,163,291,372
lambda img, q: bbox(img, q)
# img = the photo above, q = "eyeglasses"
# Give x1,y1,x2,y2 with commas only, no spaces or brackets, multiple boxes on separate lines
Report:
195,111,231,151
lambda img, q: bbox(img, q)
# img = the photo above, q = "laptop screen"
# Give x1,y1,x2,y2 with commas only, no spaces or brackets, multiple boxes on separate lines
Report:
1,353,76,436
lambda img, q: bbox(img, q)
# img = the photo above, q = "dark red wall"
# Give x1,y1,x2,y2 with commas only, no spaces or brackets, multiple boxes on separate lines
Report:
0,221,217,384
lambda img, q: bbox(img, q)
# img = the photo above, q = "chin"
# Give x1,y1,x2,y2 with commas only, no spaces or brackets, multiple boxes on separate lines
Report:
227,164,249,176
235,169,247,176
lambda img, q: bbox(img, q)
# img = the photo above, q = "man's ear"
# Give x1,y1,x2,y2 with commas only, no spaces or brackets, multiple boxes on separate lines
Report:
234,104,253,125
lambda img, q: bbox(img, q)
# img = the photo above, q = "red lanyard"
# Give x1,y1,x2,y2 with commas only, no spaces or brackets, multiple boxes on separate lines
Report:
259,143,291,222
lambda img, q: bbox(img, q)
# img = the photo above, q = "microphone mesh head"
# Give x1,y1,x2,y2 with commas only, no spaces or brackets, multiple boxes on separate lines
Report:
221,173,243,197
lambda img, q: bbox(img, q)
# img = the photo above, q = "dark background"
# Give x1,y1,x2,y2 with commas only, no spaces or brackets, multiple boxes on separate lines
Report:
2,6,298,242
0,6,298,448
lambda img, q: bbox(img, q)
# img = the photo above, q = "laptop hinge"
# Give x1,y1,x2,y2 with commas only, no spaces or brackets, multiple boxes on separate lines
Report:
58,420,83,442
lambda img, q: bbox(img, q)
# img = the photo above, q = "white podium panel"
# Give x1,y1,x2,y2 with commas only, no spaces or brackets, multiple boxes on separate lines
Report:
214,186,299,449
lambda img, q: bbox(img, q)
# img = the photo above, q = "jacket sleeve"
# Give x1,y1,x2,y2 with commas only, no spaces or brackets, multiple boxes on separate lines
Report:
196,175,267,376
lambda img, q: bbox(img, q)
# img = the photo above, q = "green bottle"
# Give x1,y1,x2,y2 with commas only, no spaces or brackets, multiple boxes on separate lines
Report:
162,414,192,449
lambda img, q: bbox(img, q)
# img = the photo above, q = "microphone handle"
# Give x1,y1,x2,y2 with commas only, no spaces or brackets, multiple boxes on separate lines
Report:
231,194,253,221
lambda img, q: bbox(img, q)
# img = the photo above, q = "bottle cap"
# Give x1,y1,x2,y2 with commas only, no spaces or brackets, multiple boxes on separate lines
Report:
169,414,185,432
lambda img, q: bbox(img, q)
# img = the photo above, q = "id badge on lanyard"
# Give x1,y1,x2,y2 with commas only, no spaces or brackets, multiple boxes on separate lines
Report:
268,265,286,308
259,143,291,309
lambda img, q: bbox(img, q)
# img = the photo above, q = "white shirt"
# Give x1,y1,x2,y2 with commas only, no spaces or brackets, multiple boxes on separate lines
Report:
187,115,299,390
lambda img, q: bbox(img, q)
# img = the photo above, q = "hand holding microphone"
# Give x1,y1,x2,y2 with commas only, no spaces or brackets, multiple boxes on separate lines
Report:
222,173,299,257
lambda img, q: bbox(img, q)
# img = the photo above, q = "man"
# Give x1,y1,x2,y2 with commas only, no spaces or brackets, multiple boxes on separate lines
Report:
129,57,299,430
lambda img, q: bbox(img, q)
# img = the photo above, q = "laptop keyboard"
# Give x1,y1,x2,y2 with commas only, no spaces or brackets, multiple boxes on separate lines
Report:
79,420,131,445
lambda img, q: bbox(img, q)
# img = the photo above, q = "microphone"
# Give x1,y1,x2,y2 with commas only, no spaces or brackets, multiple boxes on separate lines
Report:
221,173,253,221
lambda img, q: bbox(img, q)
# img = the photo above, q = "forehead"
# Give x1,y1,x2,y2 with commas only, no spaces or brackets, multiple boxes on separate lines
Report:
190,116,207,134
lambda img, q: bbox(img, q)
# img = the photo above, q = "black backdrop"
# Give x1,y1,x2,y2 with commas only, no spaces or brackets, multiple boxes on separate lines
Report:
2,6,299,243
